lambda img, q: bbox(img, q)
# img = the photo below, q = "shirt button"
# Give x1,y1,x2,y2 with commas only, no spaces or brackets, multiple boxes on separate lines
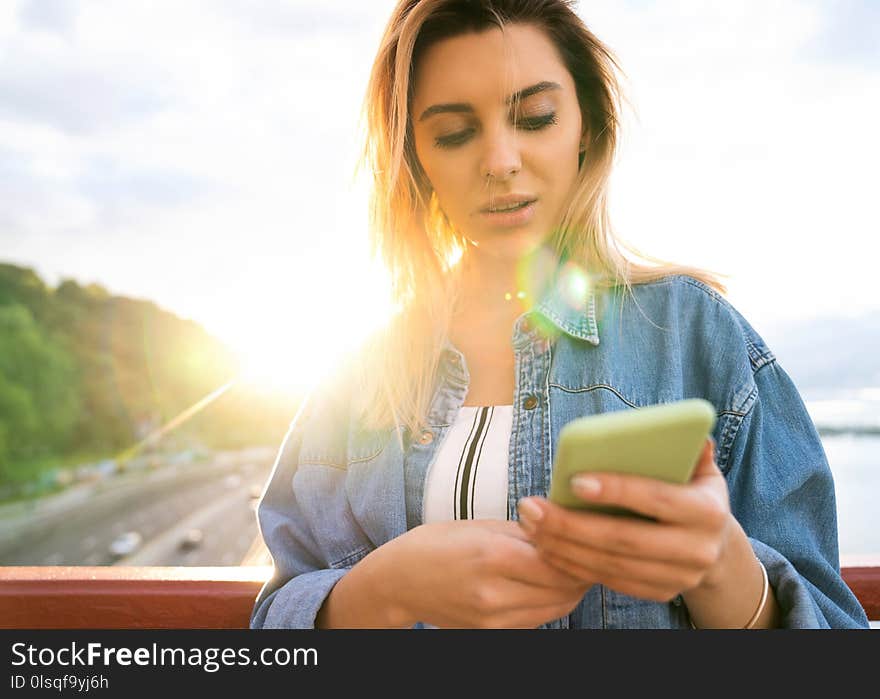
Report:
418,430,434,445
523,395,538,410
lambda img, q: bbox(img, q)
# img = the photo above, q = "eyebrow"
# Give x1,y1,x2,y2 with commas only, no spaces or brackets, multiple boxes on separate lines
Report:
417,80,562,122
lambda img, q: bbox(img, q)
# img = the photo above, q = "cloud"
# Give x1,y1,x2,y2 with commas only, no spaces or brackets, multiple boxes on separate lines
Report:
802,0,880,67
17,0,77,35
0,47,172,135
216,0,393,37
76,157,225,222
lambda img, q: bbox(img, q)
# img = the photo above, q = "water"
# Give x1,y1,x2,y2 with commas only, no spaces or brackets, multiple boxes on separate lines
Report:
804,387,880,434
821,434,878,559
803,389,879,559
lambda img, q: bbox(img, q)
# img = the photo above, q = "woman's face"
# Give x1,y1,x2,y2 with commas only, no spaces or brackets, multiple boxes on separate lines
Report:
411,22,585,262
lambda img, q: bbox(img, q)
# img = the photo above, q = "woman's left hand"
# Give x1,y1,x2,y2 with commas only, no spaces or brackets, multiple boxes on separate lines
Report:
516,438,735,602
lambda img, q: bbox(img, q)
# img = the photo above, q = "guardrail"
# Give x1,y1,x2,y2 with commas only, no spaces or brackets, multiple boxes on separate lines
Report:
0,567,271,629
1,558,877,628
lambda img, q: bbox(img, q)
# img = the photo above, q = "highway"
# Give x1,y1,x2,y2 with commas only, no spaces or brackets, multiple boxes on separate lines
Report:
0,449,275,567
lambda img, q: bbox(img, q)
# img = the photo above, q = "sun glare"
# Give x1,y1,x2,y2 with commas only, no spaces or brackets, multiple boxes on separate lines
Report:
216,255,395,397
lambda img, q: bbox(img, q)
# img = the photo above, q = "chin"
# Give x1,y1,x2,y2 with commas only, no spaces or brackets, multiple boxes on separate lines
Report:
473,229,550,260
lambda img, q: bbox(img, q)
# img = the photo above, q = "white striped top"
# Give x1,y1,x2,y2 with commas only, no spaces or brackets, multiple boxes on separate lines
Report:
423,405,513,524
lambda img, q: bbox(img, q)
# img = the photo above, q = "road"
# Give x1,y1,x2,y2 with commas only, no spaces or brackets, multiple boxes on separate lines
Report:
0,450,275,567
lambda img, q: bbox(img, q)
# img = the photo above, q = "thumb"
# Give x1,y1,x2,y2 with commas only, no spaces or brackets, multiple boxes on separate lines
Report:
691,437,719,479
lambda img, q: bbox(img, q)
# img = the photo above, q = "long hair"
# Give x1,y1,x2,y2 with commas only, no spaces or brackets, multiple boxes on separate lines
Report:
352,0,728,442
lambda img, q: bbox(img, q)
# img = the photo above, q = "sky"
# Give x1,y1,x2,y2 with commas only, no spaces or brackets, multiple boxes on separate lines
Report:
1,0,878,390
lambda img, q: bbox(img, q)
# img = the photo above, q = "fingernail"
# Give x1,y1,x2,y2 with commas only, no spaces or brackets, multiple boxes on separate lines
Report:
571,475,601,497
518,518,536,535
517,497,543,525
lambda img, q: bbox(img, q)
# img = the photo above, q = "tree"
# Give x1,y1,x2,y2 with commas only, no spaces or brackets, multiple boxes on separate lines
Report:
0,304,79,477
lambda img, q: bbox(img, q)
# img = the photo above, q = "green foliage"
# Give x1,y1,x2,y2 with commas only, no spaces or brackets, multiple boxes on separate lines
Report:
0,372,37,469
0,264,51,322
0,264,301,494
0,304,79,476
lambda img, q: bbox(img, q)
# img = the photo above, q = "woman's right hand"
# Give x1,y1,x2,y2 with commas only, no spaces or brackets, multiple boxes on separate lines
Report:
370,519,594,628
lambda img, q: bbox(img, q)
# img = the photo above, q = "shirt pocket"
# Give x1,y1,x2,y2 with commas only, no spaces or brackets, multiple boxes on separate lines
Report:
291,462,373,568
329,544,374,570
343,426,408,555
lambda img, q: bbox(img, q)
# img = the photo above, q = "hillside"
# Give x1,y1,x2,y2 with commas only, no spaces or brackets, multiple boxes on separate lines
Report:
0,263,301,495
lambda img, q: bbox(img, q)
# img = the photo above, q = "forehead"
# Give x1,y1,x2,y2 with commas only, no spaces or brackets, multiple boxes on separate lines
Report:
412,23,574,110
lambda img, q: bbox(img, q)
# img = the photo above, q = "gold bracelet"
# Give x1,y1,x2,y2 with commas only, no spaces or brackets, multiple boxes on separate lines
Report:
688,558,769,630
742,558,770,629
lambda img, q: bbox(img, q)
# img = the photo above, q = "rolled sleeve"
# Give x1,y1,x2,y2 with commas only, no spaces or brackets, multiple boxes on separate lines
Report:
252,568,348,629
250,404,349,629
726,360,869,628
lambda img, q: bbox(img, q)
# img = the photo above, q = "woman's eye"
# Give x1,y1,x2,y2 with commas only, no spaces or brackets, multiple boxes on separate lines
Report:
432,112,557,149
435,128,475,149
517,112,558,130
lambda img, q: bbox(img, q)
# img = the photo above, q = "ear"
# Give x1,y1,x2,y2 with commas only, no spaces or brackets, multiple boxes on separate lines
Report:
577,123,590,169
579,128,590,154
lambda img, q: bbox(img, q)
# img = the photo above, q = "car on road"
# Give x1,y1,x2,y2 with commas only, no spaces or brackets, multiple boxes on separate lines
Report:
108,531,143,559
178,528,204,551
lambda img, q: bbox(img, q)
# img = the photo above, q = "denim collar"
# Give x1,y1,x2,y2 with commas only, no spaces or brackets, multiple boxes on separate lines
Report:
534,270,600,346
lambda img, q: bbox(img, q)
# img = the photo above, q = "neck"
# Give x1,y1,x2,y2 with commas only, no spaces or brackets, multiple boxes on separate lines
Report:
452,244,558,322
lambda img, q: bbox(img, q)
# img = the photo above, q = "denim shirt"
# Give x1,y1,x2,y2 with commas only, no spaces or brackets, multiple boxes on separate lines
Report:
250,274,869,629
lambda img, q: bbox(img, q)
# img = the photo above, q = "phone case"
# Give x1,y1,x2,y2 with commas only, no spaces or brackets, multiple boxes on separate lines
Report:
549,398,717,516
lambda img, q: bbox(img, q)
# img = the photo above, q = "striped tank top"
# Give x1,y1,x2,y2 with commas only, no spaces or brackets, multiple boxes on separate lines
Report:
423,405,513,523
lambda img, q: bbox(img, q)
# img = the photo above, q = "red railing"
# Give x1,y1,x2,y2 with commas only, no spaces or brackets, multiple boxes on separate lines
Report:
0,566,271,629
1,558,877,629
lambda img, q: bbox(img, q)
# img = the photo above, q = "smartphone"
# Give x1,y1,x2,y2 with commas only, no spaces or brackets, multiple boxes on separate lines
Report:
548,398,717,517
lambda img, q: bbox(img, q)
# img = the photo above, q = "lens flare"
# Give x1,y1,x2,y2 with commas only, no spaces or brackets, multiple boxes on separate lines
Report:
558,260,592,311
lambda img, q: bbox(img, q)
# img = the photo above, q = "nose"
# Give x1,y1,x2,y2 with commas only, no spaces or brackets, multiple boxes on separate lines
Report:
479,127,521,182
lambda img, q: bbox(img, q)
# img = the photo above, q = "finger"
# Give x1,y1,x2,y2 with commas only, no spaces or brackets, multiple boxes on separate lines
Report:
493,599,587,629
445,596,584,629
458,574,589,623
460,519,585,588
482,576,587,608
568,466,727,525
539,535,704,590
691,437,722,479
519,497,696,562
541,551,686,603
472,519,532,541
489,533,588,589
535,513,709,569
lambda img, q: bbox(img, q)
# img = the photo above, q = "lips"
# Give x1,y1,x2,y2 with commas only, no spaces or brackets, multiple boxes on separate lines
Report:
478,199,537,227
479,194,537,213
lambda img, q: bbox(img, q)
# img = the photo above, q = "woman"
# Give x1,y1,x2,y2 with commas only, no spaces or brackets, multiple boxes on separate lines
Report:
250,0,868,629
